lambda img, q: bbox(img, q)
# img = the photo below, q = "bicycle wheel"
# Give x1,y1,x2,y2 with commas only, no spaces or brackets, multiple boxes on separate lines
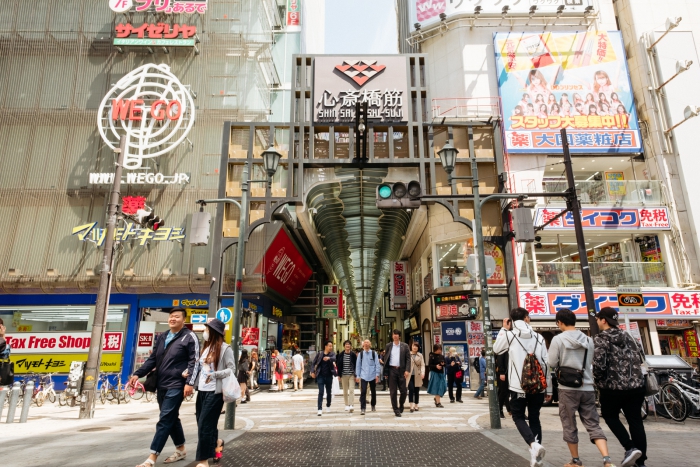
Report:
146,391,155,402
105,386,115,402
99,388,107,404
35,393,45,407
641,398,648,420
58,391,66,406
48,391,56,404
661,384,688,422
129,383,144,401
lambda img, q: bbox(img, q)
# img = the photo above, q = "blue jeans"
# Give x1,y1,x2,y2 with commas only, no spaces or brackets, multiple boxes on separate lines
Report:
195,390,224,461
317,375,333,410
151,388,186,455
474,378,485,398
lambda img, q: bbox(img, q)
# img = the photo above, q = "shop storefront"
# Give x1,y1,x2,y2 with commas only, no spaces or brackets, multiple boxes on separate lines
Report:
655,319,699,364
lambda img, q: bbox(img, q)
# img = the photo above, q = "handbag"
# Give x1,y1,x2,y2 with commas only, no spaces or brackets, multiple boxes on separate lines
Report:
637,347,659,396
556,346,588,389
0,359,14,386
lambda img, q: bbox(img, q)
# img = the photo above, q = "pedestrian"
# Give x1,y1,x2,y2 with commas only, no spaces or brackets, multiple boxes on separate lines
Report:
383,329,411,417
446,346,463,403
273,350,286,391
249,350,258,392
0,318,10,360
427,343,446,407
355,339,381,415
496,349,511,418
550,309,615,467
473,349,487,399
310,340,336,416
292,349,305,391
494,307,551,467
408,341,425,412
336,339,357,413
191,319,234,467
238,349,250,404
378,350,387,391
593,307,646,467
130,308,199,467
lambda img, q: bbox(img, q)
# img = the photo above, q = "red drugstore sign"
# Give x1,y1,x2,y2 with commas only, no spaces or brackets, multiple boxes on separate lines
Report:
535,207,671,230
255,228,312,302
5,332,124,354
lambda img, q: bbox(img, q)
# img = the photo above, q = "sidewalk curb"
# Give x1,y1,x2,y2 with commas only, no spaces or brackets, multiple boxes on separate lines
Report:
481,429,556,467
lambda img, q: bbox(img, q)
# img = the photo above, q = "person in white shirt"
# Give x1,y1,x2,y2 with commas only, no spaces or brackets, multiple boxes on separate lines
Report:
292,350,305,391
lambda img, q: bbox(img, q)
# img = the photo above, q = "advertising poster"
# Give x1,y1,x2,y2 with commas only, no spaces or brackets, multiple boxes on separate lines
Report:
494,31,641,154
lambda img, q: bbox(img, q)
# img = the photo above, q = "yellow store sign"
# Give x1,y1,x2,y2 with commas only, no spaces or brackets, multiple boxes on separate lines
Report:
11,353,123,374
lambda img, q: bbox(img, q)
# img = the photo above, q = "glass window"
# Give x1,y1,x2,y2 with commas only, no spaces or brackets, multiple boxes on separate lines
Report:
0,305,128,333
437,240,506,287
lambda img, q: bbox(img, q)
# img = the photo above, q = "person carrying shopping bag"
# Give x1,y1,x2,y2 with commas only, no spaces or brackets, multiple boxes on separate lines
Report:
191,319,234,467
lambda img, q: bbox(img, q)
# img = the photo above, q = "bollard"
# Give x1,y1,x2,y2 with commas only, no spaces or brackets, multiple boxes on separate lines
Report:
5,382,21,423
0,386,7,420
19,381,33,423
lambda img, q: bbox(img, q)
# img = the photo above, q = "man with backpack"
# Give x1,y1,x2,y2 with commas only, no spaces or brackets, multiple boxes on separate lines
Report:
494,307,551,467
355,339,381,415
593,307,646,467
550,309,615,467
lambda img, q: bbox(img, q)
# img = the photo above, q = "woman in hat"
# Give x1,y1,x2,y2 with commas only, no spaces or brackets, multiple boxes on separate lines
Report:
193,318,234,467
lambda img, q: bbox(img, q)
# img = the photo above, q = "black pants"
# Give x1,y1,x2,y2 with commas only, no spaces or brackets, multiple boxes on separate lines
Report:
316,375,333,410
510,391,545,446
195,390,224,461
359,379,377,410
388,367,407,412
599,388,647,465
408,375,420,404
498,378,511,413
151,388,186,455
447,372,462,401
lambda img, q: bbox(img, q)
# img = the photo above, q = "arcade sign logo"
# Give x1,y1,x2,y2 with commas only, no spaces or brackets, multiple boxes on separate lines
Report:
97,63,195,170
335,60,386,87
110,0,133,13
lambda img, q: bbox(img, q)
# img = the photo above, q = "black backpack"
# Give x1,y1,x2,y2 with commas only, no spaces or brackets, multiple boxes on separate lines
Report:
473,356,480,372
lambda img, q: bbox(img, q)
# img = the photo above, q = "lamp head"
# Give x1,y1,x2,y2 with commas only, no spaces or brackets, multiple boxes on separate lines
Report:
261,145,282,186
437,143,458,175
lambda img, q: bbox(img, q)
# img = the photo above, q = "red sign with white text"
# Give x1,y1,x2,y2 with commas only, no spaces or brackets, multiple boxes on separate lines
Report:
138,333,154,348
5,332,124,354
254,228,312,302
241,328,260,346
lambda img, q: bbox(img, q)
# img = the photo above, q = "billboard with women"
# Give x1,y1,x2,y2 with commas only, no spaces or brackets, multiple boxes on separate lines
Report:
494,31,642,154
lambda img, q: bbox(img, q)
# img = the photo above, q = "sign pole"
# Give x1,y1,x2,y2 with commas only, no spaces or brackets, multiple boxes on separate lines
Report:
561,129,600,337
79,135,126,419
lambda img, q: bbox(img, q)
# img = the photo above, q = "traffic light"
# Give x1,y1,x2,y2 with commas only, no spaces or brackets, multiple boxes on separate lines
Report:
134,208,165,231
511,207,535,242
467,298,478,319
376,181,421,209
189,211,211,246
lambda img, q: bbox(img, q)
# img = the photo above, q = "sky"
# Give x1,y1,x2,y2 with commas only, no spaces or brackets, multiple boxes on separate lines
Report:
323,0,399,54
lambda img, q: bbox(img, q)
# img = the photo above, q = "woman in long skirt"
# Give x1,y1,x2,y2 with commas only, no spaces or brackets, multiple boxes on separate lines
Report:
426,343,446,408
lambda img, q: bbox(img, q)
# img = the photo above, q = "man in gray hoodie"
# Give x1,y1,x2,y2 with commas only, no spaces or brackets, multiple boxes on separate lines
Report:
550,308,615,467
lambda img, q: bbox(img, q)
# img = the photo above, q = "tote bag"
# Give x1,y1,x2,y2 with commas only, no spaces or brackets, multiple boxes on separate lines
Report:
222,369,242,403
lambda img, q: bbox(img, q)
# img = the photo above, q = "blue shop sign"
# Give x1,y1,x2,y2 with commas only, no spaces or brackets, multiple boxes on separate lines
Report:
441,321,467,342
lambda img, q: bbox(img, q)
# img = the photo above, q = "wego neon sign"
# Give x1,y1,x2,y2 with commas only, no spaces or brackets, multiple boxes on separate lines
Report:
97,63,195,169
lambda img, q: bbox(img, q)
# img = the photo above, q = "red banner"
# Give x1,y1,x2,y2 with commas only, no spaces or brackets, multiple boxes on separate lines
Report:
254,228,312,302
241,328,260,346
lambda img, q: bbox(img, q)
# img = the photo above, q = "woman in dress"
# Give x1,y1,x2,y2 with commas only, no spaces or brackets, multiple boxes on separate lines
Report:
238,350,250,404
407,342,425,412
427,344,446,408
192,319,234,467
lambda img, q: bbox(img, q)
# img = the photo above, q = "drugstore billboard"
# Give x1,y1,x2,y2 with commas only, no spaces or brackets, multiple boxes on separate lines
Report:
494,31,641,154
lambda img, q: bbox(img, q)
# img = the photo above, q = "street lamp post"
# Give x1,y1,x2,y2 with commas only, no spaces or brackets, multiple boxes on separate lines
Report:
197,145,282,431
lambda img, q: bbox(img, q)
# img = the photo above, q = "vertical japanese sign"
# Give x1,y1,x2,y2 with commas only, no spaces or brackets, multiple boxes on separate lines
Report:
494,31,641,154
390,261,410,310
322,285,340,319
683,329,699,358
286,0,301,31
312,56,409,125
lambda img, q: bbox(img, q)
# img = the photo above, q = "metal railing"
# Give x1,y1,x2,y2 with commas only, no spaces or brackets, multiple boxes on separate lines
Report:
542,180,662,206
431,97,501,120
533,261,668,288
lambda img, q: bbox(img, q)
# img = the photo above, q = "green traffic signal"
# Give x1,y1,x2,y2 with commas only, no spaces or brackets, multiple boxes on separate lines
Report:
378,184,392,199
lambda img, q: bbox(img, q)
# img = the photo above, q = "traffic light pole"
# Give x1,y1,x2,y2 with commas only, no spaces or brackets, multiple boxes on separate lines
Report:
561,129,599,336
79,135,126,419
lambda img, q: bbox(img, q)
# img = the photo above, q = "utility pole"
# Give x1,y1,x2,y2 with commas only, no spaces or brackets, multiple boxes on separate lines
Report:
80,135,126,419
560,129,599,336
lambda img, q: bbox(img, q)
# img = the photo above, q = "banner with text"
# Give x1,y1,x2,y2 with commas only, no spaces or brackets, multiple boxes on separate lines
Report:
5,331,124,354
535,207,670,230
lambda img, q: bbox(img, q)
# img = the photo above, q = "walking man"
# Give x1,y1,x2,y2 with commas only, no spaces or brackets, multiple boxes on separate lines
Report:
494,307,551,467
310,340,336,416
292,349,305,391
378,350,387,391
550,309,616,467
383,329,411,417
593,307,646,467
355,339,381,415
336,340,357,413
131,308,199,467
473,349,487,399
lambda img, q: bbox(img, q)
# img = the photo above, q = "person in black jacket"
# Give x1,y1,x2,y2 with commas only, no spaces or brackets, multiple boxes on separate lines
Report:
131,308,200,467
383,329,411,417
427,344,447,407
445,347,463,403
496,349,511,418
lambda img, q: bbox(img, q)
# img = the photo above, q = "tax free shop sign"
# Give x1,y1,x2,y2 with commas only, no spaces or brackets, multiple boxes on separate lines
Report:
4,332,124,354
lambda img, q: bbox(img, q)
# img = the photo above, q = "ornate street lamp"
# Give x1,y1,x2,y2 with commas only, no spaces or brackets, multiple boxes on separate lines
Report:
437,142,458,181
261,145,282,186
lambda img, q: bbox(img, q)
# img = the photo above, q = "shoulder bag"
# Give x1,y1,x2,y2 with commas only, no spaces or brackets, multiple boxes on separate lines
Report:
636,342,659,396
0,359,14,386
556,346,588,389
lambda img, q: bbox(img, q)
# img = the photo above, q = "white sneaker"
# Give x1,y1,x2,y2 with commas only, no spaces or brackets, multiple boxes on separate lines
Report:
317,410,322,416
529,442,546,467
344,405,350,412
324,406,331,413
349,405,354,413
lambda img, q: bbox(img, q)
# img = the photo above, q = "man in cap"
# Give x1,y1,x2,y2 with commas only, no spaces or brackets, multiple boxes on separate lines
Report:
593,307,646,467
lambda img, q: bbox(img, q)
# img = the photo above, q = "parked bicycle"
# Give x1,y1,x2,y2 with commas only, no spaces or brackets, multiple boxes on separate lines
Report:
98,372,130,404
34,373,57,406
660,369,700,422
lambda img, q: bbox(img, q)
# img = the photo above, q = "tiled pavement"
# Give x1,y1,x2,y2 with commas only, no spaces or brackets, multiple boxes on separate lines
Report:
187,387,700,467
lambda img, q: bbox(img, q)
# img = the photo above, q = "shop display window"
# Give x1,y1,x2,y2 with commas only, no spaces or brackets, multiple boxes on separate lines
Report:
437,239,505,287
